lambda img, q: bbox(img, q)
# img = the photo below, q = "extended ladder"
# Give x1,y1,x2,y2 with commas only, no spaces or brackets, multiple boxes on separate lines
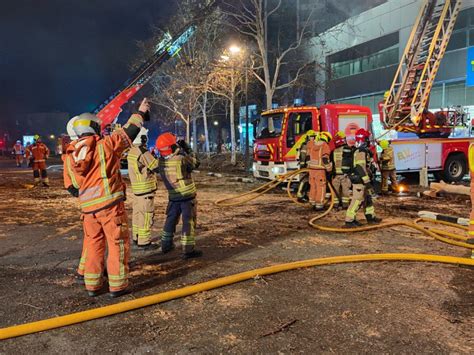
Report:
383,0,463,136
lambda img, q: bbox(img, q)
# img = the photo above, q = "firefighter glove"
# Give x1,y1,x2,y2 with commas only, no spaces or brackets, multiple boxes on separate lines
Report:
177,139,192,154
67,185,79,197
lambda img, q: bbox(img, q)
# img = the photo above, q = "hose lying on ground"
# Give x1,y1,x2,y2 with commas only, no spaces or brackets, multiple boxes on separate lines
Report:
0,253,473,341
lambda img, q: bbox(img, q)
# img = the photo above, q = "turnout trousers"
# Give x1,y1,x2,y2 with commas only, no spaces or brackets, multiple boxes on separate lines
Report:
132,193,155,245
345,183,376,222
32,161,48,185
309,168,326,209
332,174,351,207
381,169,398,192
161,198,197,253
15,154,23,167
82,202,130,292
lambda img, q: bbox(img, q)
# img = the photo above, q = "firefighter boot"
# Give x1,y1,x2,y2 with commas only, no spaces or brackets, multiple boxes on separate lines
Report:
137,241,160,251
366,215,382,224
182,249,203,260
109,289,130,298
345,220,363,228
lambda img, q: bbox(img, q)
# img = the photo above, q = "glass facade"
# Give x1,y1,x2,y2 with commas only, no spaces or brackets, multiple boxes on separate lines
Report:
330,45,398,79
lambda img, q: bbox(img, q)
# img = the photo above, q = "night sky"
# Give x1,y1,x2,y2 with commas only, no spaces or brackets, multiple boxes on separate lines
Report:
0,0,176,130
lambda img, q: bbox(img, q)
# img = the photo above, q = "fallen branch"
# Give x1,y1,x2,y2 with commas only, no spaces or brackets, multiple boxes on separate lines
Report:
260,319,297,338
422,181,470,198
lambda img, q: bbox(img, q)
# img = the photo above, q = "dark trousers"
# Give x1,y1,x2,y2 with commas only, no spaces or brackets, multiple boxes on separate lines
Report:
161,198,197,253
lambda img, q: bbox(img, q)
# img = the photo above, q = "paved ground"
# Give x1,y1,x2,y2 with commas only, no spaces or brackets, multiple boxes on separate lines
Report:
0,157,473,354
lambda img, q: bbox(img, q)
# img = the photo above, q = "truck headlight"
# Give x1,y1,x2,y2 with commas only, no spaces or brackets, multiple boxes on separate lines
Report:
272,167,285,174
252,163,256,171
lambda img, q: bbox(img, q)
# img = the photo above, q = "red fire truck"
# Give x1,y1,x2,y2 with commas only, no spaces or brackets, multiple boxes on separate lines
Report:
253,104,373,180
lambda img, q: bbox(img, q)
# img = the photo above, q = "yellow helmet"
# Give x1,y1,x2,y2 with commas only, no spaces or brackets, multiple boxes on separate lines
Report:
306,129,317,137
379,139,390,149
335,131,346,138
318,131,332,143
384,91,390,99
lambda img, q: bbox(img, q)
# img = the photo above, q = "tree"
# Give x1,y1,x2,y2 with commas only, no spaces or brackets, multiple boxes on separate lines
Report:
223,0,314,110
146,0,225,148
208,50,246,165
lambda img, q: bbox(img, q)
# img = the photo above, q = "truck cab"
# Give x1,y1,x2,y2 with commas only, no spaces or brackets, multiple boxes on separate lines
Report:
253,104,373,180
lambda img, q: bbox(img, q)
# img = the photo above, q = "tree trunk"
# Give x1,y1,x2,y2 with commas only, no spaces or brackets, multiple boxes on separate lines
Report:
230,75,237,165
192,113,197,152
202,90,210,157
185,117,190,144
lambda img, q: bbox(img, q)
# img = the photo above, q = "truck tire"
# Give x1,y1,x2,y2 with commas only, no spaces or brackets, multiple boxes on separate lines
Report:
442,154,467,183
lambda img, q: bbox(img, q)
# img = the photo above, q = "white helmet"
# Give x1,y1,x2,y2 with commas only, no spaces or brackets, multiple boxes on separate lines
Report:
69,113,102,138
67,117,79,140
132,127,149,146
16,140,21,144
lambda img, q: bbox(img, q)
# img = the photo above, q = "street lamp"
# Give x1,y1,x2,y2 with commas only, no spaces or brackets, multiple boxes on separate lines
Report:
229,45,241,54
213,121,219,126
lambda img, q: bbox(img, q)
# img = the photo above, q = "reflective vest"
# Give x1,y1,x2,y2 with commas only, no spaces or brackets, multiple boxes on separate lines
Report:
71,113,142,213
127,145,158,195
63,145,83,189
26,142,49,162
158,153,199,201
351,148,371,184
332,145,353,175
13,143,24,155
307,140,332,171
380,146,395,170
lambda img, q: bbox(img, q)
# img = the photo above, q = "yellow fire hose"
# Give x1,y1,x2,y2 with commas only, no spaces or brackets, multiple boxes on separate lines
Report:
1,253,473,341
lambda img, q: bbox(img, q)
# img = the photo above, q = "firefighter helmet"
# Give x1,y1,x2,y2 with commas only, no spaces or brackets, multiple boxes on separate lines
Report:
379,139,390,150
132,127,149,146
334,131,346,147
66,117,79,140
318,131,332,143
16,140,21,144
355,128,370,144
33,134,40,142
155,132,177,156
306,129,318,137
70,113,102,137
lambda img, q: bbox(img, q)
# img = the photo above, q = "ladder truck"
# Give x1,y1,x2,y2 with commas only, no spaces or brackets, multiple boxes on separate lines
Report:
379,0,472,182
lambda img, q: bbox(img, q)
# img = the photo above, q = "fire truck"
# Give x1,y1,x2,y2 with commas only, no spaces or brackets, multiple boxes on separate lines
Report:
253,104,373,180
379,0,471,182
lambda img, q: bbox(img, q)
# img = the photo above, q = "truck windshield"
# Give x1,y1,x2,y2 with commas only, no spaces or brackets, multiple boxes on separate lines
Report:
256,113,284,138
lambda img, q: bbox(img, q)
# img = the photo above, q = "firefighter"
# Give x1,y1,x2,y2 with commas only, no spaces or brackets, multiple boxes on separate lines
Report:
155,132,202,259
307,131,332,210
296,130,317,202
12,140,24,167
379,139,399,194
25,135,50,187
345,128,382,227
68,98,149,298
127,127,160,250
331,132,352,209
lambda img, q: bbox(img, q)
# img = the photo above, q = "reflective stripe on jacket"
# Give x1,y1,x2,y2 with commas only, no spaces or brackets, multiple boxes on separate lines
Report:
380,146,395,170
71,113,143,213
352,148,371,184
127,145,158,195
62,146,83,189
158,153,199,201
307,140,332,171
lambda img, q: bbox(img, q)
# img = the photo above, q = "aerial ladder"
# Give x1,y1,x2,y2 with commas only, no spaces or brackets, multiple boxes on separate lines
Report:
89,0,219,130
382,0,463,138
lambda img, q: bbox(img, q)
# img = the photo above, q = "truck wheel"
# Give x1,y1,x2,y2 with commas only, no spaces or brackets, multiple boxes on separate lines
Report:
442,154,467,182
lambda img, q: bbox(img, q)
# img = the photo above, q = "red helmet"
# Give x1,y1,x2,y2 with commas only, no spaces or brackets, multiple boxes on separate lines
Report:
155,132,177,156
355,128,370,143
334,131,346,147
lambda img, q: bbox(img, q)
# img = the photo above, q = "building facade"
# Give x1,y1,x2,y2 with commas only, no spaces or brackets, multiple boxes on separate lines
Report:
311,0,474,120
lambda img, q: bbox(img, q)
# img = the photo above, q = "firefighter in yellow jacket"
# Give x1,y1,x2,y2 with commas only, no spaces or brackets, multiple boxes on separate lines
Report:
127,127,160,250
331,132,353,208
345,128,381,227
379,139,399,194
307,131,332,210
155,132,202,259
